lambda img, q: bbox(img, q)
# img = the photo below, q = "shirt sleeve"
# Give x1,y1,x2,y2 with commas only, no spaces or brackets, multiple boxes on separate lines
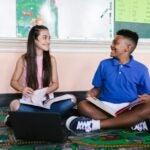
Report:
138,67,150,94
92,62,103,88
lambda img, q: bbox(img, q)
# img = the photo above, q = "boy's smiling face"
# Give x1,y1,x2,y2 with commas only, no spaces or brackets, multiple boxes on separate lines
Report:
110,35,132,59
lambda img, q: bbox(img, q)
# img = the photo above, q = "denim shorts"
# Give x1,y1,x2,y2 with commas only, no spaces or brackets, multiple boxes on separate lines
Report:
18,99,75,116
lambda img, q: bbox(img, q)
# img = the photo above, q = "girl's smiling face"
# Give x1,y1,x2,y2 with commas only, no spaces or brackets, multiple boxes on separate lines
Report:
35,29,51,53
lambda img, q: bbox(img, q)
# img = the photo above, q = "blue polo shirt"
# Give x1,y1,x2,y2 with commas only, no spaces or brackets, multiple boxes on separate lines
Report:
92,56,150,103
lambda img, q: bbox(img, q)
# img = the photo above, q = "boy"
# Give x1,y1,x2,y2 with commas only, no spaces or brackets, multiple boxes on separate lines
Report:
66,29,150,133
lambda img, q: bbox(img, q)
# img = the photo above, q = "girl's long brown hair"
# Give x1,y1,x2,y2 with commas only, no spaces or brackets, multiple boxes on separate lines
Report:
23,25,52,90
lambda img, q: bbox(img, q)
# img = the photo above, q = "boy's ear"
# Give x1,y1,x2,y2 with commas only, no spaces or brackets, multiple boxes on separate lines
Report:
126,43,133,52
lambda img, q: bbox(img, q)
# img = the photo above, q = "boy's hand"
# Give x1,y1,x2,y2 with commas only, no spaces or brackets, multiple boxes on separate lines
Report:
138,94,150,103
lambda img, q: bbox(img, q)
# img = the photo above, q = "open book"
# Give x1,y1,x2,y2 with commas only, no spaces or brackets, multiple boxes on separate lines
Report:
20,87,54,109
86,97,144,117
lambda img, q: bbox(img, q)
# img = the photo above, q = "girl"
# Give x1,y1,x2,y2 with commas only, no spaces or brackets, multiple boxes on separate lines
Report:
9,25,76,115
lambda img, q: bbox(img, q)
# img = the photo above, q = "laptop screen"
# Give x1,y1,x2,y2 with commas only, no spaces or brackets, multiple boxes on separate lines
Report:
9,111,68,142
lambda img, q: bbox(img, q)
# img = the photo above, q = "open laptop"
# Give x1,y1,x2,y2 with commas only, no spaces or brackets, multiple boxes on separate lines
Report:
9,111,69,142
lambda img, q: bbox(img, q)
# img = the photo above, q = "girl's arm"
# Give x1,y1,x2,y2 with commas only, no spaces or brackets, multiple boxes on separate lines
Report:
10,56,33,97
46,55,59,94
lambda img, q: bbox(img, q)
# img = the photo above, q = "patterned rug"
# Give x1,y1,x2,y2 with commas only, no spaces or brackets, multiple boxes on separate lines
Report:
70,129,150,149
0,107,150,150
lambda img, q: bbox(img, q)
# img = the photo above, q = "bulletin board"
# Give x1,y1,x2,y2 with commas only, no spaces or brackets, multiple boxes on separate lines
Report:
16,0,58,38
114,0,150,38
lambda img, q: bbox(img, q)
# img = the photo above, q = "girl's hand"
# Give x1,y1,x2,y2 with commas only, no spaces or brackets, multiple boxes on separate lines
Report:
22,87,34,98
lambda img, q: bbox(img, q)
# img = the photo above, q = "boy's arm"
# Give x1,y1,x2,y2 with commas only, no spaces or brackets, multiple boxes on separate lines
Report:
86,87,101,98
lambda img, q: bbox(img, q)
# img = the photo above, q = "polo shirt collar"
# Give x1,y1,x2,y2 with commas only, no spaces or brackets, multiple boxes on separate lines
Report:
113,55,134,67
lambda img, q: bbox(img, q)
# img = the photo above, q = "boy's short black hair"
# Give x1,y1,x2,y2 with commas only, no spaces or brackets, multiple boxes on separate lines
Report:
116,29,139,48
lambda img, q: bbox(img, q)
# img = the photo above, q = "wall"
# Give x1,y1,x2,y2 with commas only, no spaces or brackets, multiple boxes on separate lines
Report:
0,52,106,93
0,39,150,93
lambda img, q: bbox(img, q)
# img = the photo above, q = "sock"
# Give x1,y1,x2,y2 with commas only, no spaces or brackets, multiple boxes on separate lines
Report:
91,119,100,131
145,119,150,133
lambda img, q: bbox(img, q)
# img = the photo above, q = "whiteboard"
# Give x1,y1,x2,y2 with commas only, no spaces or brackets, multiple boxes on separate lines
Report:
57,0,113,40
0,0,113,40
0,0,16,37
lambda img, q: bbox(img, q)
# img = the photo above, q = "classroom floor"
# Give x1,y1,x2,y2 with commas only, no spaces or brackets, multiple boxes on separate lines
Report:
0,107,150,150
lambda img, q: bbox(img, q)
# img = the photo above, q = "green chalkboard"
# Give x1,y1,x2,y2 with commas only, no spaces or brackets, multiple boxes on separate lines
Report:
114,22,150,38
114,0,150,38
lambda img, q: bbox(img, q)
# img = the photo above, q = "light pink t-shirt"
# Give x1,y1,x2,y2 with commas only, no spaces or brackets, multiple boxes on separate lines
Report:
20,55,54,98
20,55,43,88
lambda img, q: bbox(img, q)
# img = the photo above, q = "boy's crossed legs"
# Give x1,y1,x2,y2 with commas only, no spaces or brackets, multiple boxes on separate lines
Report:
66,100,150,133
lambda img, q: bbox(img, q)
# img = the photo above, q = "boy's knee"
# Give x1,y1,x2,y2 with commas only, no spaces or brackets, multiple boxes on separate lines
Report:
78,100,87,109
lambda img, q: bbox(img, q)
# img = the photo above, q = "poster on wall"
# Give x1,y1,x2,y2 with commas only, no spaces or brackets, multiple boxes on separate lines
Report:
114,0,150,38
16,0,58,38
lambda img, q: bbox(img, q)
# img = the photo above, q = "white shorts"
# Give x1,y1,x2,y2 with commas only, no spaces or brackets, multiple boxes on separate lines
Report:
102,101,130,112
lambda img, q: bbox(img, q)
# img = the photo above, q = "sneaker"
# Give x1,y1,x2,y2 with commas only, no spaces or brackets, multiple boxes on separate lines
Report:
66,116,93,133
131,121,148,131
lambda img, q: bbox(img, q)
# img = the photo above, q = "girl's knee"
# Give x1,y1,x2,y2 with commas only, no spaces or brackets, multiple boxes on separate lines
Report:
10,99,20,111
64,94,77,104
